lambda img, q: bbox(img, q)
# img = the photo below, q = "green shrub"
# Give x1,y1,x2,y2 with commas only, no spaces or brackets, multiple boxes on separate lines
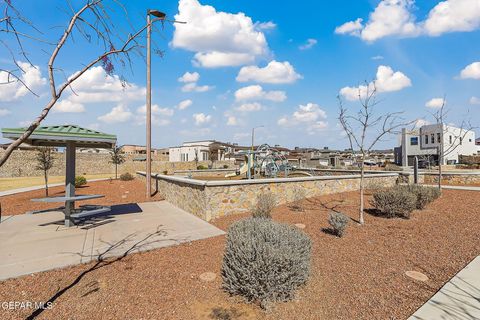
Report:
251,192,277,218
223,164,229,169
222,218,311,308
328,212,349,237
396,185,440,209
119,172,134,181
197,165,208,170
74,176,87,187
371,187,417,218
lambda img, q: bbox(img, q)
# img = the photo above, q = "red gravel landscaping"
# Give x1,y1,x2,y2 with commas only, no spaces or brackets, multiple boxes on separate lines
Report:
0,189,479,319
0,178,163,216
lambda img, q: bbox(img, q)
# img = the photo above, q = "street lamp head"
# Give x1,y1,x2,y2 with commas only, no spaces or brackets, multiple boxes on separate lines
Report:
148,10,166,19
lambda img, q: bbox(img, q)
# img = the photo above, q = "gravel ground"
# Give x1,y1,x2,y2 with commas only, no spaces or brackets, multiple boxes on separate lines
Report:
0,189,479,319
0,179,163,216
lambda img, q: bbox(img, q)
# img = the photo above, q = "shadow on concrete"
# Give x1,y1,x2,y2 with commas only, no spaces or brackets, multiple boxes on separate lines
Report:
26,226,190,320
37,203,143,229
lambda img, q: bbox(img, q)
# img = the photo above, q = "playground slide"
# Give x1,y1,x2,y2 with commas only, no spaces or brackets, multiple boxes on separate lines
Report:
225,154,253,178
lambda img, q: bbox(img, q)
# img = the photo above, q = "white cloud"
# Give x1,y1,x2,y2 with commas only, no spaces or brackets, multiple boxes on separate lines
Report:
425,97,446,108
234,85,286,102
414,118,430,128
193,52,255,68
172,0,269,68
66,66,145,104
340,65,412,101
423,0,480,36
470,96,480,105
178,71,200,83
371,55,384,60
98,104,132,123
0,108,11,116
278,103,328,134
178,71,213,92
0,62,46,102
135,114,171,127
193,113,212,125
226,116,238,126
336,0,480,42
235,102,263,112
53,99,85,113
181,82,213,92
136,104,174,116
177,99,193,110
299,38,318,50
256,21,276,30
459,61,480,79
335,18,364,36
236,60,302,84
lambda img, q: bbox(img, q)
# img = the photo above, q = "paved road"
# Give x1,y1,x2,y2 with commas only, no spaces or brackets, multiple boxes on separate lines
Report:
409,256,480,320
0,201,225,281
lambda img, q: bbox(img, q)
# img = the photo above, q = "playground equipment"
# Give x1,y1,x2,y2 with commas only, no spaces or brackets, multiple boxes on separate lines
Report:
225,144,300,179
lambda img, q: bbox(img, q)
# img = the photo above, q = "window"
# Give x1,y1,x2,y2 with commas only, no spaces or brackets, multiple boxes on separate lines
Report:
186,154,189,161
410,137,418,145
469,138,472,143
431,134,435,144
460,137,463,145
425,135,429,144
449,135,452,144
437,133,441,143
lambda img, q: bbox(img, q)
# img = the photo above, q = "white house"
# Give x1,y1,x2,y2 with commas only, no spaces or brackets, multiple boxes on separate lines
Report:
169,140,232,163
395,124,477,166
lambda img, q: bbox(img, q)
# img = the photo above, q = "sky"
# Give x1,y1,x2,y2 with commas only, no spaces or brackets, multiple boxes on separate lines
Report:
0,0,479,150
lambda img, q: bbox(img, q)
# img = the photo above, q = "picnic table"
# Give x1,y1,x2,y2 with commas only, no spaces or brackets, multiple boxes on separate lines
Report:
31,194,111,226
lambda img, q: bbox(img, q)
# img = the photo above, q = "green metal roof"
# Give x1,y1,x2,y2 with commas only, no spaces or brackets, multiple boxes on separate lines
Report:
2,125,117,148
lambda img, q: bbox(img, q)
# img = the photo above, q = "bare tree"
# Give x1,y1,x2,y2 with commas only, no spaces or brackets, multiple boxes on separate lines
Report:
193,149,199,169
0,0,181,167
35,147,54,196
425,98,477,190
338,82,413,225
110,145,125,179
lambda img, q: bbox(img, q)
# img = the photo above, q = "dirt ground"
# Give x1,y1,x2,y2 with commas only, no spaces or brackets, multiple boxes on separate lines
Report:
0,189,479,320
0,178,163,216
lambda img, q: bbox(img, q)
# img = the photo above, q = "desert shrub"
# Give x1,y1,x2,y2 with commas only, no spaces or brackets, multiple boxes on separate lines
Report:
119,172,134,181
384,163,402,171
223,164,229,169
395,185,440,209
162,170,168,175
289,187,307,212
197,164,208,170
74,176,87,187
222,218,311,308
371,187,417,218
251,192,277,219
328,212,349,237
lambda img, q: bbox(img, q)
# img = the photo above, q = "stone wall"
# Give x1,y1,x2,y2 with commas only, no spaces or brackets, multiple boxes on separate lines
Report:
138,171,399,221
173,168,237,178
0,149,233,178
422,172,480,185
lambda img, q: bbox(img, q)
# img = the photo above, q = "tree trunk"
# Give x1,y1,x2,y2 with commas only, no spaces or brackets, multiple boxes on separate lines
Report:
438,148,442,191
359,154,365,225
44,170,49,197
115,164,118,180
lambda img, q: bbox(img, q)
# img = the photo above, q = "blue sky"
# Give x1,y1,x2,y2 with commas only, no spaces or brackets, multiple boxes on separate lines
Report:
0,0,479,149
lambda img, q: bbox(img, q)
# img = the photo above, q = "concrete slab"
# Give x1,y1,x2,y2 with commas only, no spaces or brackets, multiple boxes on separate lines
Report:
0,201,225,281
409,256,480,320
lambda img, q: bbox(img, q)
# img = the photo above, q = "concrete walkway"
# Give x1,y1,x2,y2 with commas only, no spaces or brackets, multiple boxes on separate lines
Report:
0,201,225,281
409,256,480,320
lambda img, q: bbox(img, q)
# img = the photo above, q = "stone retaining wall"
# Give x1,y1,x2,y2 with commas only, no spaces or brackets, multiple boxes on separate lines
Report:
138,171,400,221
422,172,480,185
173,168,237,178
0,149,232,177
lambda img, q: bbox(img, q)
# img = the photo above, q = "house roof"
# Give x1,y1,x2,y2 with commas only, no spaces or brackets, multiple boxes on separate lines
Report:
1,125,117,148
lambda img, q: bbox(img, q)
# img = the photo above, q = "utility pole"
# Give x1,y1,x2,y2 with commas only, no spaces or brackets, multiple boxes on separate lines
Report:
146,11,152,199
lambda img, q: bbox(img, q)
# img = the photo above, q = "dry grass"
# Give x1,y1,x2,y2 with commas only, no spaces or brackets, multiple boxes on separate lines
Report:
0,174,115,192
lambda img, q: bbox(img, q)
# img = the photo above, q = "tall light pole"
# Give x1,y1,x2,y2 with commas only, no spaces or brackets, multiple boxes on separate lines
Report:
146,9,165,199
249,125,264,179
